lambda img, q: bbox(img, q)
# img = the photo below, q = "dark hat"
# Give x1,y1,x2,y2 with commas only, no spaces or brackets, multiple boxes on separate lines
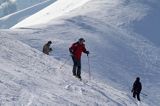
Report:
79,38,85,42
48,41,52,44
136,77,140,81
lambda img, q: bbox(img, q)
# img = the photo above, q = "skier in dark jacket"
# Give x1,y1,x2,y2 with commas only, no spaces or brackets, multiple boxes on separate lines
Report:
132,77,142,101
43,41,52,55
69,38,89,80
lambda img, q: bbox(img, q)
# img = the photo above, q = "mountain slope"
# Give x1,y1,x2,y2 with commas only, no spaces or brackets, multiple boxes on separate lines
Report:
0,34,144,106
11,0,90,28
0,0,160,105
0,0,55,29
0,0,47,18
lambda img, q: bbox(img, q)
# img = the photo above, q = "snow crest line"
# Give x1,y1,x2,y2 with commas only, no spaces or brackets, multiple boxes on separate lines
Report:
12,0,90,28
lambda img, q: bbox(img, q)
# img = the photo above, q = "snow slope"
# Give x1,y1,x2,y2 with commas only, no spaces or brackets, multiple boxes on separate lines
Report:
133,1,160,46
11,0,90,28
0,0,46,18
0,34,143,106
0,0,17,17
0,0,55,29
0,0,160,105
15,0,47,11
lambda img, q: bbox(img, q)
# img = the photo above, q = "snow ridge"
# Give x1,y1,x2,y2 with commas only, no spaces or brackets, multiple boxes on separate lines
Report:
12,0,90,28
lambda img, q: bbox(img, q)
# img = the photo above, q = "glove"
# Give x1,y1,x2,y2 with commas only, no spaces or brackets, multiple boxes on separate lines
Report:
49,48,52,51
131,89,133,93
86,51,89,56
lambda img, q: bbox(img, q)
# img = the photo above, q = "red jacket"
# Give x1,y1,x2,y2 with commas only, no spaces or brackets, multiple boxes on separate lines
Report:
69,42,87,60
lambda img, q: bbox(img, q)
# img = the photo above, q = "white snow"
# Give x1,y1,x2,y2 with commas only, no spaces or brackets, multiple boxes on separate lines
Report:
0,35,143,105
0,0,160,105
0,0,47,18
0,0,55,29
11,0,90,28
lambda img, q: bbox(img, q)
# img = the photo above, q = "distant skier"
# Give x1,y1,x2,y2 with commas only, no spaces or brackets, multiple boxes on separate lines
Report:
131,77,142,101
43,41,52,55
69,38,89,80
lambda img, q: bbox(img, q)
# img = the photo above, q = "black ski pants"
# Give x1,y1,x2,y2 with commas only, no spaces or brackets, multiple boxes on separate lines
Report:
133,91,141,101
72,56,81,77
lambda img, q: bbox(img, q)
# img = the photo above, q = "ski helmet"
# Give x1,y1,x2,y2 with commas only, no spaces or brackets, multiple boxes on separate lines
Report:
79,38,85,42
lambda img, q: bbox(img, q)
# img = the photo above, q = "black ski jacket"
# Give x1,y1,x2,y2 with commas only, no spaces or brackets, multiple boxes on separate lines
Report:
132,80,142,93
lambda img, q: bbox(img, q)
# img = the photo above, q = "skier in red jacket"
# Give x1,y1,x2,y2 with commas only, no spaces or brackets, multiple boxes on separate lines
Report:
69,38,89,80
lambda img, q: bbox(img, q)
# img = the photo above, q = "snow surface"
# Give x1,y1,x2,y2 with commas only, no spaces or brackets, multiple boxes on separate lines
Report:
133,1,160,46
0,0,46,18
0,0,160,105
11,0,90,28
0,0,17,17
0,34,145,105
15,0,47,11
0,0,56,29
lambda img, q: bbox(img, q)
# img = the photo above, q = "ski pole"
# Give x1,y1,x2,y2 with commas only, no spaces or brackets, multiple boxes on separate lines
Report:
59,56,70,69
141,92,147,96
89,54,97,58
87,55,91,80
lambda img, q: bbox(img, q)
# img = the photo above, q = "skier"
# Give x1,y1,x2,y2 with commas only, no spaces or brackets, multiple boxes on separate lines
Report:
43,41,52,55
131,77,142,101
69,38,89,80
